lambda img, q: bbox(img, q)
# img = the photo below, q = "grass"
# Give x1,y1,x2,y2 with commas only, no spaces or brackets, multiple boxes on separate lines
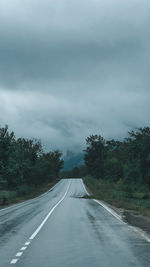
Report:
83,176,150,217
0,179,59,208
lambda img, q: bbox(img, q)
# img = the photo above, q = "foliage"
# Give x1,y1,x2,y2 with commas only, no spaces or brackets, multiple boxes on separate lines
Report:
0,125,64,192
84,127,150,188
84,135,105,179
84,176,150,217
61,165,87,178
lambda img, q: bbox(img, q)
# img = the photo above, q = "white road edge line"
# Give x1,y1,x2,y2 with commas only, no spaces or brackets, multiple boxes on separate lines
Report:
10,180,71,264
81,179,150,243
81,179,121,220
94,199,122,221
129,225,150,243
0,180,61,213
81,179,90,196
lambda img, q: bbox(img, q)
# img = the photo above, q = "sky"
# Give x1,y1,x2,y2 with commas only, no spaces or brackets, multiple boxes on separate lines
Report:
0,0,150,153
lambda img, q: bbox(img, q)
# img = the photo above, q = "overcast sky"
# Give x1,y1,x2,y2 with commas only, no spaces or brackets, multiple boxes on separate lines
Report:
0,0,149,153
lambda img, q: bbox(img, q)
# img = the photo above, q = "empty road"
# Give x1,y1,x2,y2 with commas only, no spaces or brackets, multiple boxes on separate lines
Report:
0,178,150,267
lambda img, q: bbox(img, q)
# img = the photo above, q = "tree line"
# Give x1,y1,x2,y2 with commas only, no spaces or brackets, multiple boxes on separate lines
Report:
84,127,150,188
0,125,63,191
1,125,149,192
62,127,150,190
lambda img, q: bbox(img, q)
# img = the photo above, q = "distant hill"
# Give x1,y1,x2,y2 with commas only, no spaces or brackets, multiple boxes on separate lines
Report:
63,150,84,170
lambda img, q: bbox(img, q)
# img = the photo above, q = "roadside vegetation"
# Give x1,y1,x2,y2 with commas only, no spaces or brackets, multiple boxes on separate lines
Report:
1,124,150,217
84,176,150,217
0,125,63,206
62,127,150,217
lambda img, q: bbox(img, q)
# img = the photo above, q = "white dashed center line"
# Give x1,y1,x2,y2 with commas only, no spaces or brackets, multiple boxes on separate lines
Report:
16,252,23,257
10,259,18,264
20,246,27,251
9,181,71,265
25,241,30,246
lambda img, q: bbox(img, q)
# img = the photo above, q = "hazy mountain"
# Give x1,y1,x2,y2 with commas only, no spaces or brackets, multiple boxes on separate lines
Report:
63,150,84,170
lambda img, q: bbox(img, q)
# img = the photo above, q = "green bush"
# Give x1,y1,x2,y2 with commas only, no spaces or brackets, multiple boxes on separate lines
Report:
132,192,149,200
0,176,8,190
16,185,34,197
0,191,9,205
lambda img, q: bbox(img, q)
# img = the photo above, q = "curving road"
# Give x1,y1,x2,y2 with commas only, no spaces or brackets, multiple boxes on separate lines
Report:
0,178,150,267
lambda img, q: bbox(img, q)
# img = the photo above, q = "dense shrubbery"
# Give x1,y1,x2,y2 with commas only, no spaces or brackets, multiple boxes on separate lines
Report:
84,127,150,187
0,125,63,194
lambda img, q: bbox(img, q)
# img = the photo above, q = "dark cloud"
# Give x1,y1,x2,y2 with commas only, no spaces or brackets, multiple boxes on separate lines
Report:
0,0,150,152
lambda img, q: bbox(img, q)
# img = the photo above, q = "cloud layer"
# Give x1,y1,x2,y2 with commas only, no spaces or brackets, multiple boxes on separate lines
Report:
0,0,149,152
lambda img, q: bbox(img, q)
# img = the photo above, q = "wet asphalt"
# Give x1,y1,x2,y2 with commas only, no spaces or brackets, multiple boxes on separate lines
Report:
0,178,150,267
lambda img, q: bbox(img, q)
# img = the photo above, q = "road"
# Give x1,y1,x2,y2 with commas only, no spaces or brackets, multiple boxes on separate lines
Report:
0,178,150,267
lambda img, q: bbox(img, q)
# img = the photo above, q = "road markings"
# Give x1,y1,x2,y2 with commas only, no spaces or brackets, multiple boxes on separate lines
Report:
82,179,125,221
81,179,90,196
25,241,30,246
81,179,150,243
10,259,18,264
16,252,23,257
9,180,71,265
20,247,27,251
94,199,122,222
29,181,70,240
129,225,150,243
0,180,61,213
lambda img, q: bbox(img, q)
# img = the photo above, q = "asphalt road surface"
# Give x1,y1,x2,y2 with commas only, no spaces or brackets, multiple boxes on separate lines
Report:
0,178,150,267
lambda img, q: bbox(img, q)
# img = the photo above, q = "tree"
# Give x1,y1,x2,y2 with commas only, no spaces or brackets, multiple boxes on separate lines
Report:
84,135,105,179
0,125,64,190
83,127,150,187
124,127,150,185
